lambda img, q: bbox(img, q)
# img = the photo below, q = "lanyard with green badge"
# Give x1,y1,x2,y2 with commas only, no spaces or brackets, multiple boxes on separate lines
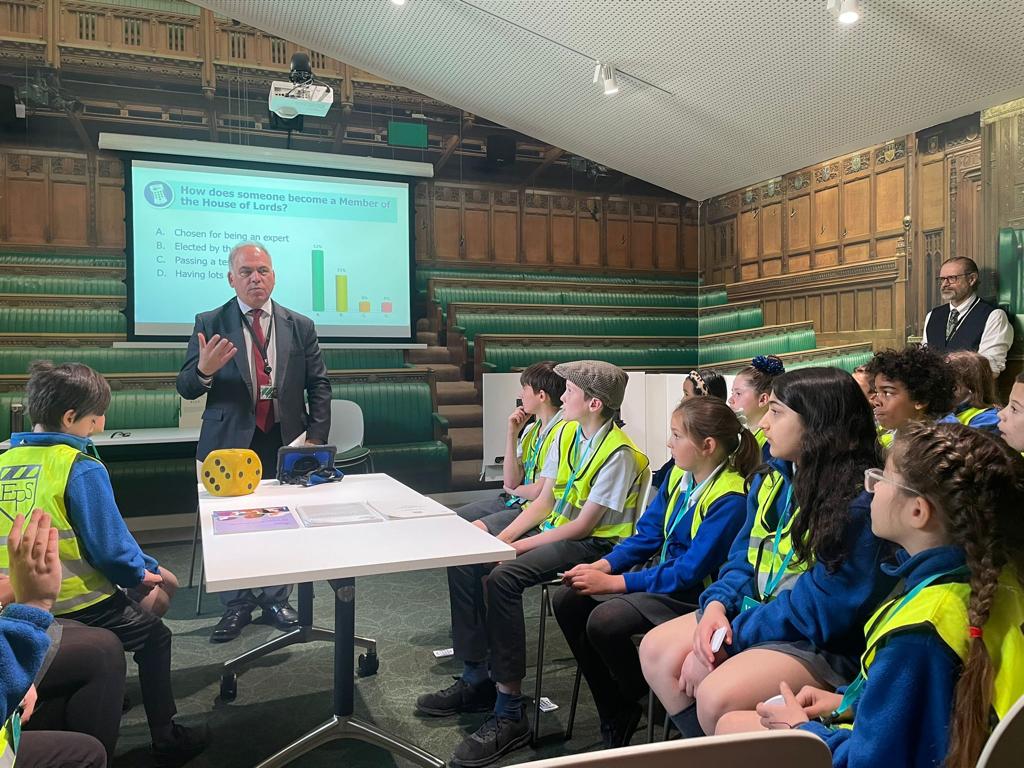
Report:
542,420,610,530
823,565,970,725
507,412,565,507
661,463,725,563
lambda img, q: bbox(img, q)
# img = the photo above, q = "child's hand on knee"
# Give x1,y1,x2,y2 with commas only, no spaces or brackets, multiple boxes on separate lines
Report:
677,650,714,698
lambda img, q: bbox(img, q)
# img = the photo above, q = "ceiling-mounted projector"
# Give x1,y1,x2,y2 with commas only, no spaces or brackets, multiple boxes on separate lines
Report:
268,51,333,119
269,81,333,119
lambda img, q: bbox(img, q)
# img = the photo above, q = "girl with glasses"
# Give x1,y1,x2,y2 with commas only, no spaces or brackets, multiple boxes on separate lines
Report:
716,422,1024,768
639,367,898,736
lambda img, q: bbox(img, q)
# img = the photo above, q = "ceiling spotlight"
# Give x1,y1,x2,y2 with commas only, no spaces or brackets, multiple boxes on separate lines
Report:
828,0,860,24
391,0,407,6
601,64,619,95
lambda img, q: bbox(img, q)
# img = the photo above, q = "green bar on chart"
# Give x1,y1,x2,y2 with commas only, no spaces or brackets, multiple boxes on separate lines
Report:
311,249,325,311
335,275,348,312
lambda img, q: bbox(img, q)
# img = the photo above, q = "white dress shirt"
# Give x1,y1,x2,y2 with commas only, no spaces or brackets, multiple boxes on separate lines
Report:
922,293,1013,374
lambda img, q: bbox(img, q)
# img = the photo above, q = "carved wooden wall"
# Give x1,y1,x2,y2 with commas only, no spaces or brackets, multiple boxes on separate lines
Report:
416,184,696,273
702,137,912,350
0,145,694,276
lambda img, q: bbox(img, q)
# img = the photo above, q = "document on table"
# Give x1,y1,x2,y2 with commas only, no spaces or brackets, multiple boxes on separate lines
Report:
296,502,383,527
367,501,450,520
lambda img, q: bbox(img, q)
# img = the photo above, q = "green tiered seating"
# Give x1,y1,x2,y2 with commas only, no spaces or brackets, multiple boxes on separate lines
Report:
698,304,762,335
699,289,729,308
479,344,698,374
330,380,450,492
0,252,125,268
713,344,874,375
1,307,126,334
0,276,125,296
699,323,817,364
415,267,696,302
784,348,873,373
453,314,698,357
0,389,180,436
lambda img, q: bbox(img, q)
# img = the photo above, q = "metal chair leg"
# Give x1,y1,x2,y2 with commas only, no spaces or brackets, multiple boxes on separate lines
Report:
195,556,205,615
564,664,582,740
647,688,657,743
188,502,201,588
531,583,550,745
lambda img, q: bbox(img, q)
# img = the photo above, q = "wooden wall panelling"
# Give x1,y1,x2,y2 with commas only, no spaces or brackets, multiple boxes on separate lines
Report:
550,193,576,265
432,185,461,261
605,198,629,268
655,202,680,271
491,188,518,264
578,197,601,268
629,200,655,270
523,191,550,265
462,187,489,262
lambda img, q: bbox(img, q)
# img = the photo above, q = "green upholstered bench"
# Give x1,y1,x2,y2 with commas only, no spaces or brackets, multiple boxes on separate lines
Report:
697,302,763,335
0,275,125,297
712,343,875,375
330,377,450,492
698,322,817,365
0,388,181,437
0,253,125,269
1,307,126,334
698,289,729,308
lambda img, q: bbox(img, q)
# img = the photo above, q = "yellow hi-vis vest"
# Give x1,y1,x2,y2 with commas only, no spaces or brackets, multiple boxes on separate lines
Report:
664,464,747,586
859,568,1024,721
0,712,16,767
519,414,565,488
664,465,748,541
752,427,767,451
954,406,995,429
544,422,649,541
0,444,116,615
747,470,809,603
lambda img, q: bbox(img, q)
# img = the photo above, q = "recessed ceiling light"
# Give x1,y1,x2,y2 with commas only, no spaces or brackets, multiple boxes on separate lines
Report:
391,0,407,6
828,0,860,24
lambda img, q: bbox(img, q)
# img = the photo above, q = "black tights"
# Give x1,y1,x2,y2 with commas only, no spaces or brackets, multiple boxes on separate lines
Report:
552,588,656,724
28,620,127,762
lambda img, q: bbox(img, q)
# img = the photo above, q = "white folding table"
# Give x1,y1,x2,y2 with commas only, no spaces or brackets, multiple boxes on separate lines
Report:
199,473,514,768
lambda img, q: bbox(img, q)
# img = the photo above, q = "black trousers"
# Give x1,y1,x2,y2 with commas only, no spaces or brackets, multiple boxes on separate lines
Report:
61,590,176,731
221,423,293,609
551,588,692,724
18,731,106,768
448,532,611,684
28,620,126,761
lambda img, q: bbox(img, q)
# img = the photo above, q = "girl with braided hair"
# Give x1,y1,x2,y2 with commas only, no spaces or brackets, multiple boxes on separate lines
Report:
716,421,1024,768
729,355,786,459
939,351,1001,434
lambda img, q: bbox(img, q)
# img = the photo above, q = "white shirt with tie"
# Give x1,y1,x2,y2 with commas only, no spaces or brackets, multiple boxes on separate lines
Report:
922,292,1013,375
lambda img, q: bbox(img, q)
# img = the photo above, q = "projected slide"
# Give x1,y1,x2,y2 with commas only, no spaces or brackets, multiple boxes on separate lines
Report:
129,159,412,340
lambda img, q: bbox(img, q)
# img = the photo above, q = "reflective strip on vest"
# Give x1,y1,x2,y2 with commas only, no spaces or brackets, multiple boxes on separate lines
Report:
860,568,1024,720
0,444,116,615
746,471,808,602
546,423,650,540
752,428,767,450
519,415,566,494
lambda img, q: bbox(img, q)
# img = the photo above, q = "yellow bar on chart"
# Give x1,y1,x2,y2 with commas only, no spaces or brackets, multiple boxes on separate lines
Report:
358,300,371,313
335,275,348,312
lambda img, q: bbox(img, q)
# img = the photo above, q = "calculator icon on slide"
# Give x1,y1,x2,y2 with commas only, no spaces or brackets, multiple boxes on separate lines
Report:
145,181,173,208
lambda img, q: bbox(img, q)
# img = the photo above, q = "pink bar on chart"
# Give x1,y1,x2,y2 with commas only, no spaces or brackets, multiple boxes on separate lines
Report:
381,302,393,313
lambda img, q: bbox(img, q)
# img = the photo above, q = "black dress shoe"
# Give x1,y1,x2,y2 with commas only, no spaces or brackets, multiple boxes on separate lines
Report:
210,605,253,643
262,601,299,630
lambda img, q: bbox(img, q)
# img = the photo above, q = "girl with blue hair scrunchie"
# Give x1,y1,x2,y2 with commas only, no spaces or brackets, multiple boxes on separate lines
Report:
728,356,785,457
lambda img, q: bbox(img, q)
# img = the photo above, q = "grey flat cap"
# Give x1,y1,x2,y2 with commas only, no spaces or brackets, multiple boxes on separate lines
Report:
554,360,628,411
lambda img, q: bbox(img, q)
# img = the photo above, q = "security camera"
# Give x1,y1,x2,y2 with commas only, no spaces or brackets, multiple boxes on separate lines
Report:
289,52,313,85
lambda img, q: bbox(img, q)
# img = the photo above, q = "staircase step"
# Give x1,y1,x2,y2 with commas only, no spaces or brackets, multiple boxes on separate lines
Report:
408,346,451,365
437,381,479,406
428,364,462,382
451,460,503,492
438,404,483,428
449,427,483,461
416,331,439,346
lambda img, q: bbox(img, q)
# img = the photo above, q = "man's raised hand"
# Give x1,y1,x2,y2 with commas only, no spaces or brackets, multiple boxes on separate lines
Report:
196,333,237,377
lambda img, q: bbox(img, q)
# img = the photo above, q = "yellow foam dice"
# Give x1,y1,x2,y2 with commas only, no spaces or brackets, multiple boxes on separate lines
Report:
201,449,262,496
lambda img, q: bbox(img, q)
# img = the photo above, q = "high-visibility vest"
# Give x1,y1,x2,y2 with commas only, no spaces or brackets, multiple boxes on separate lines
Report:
746,470,809,603
0,444,116,615
752,427,767,451
544,422,649,541
664,464,747,585
0,713,16,767
860,567,1024,721
518,414,565,487
953,405,1000,431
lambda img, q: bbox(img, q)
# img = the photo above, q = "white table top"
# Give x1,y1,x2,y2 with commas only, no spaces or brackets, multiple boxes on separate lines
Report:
199,474,515,592
0,427,200,451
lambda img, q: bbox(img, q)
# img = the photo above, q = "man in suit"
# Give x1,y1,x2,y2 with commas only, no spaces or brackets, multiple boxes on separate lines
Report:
922,256,1014,375
177,242,332,642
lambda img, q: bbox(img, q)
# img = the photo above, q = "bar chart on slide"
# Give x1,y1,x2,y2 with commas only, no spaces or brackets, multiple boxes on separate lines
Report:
309,246,393,315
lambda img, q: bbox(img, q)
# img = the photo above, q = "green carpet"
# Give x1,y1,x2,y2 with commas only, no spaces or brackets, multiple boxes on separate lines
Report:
111,541,629,767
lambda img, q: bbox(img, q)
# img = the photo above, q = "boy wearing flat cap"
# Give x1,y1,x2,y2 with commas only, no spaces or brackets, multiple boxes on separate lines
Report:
417,360,650,767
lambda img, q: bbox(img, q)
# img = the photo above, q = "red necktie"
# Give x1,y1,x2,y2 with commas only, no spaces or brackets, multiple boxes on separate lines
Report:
248,309,275,433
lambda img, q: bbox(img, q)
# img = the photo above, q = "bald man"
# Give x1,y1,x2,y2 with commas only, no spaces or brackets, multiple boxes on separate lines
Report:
177,242,331,642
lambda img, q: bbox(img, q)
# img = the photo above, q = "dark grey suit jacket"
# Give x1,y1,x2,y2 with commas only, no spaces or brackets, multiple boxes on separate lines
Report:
176,298,332,460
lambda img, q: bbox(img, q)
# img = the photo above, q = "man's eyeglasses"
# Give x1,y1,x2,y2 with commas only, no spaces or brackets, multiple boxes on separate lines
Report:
936,273,973,285
864,467,920,496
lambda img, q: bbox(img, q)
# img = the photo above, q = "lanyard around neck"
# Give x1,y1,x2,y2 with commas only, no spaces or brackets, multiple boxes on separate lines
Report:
240,306,274,375
548,420,612,522
946,296,979,338
762,481,796,599
524,412,563,479
830,565,969,720
661,462,726,562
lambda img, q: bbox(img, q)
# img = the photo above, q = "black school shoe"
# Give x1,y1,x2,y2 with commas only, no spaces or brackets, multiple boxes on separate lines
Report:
416,677,497,716
600,703,643,749
151,723,209,767
450,711,531,767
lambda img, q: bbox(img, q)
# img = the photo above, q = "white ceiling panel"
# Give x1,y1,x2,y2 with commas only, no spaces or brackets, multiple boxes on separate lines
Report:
195,0,1024,199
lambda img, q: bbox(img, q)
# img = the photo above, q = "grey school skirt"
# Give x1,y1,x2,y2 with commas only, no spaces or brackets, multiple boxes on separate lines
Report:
746,640,858,689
